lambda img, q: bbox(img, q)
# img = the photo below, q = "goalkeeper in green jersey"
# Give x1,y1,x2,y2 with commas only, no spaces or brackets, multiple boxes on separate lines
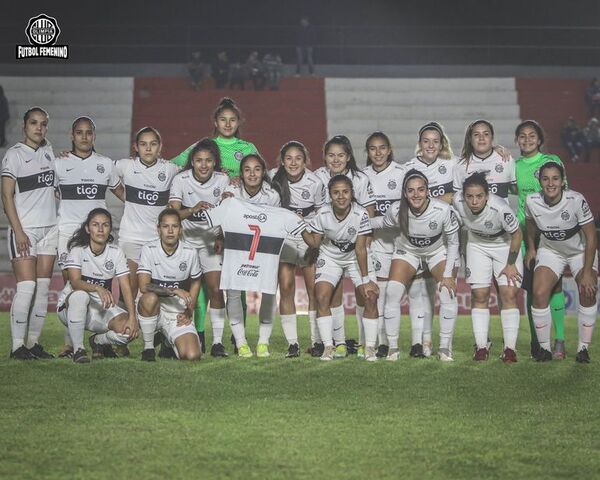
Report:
171,98,257,353
515,120,568,359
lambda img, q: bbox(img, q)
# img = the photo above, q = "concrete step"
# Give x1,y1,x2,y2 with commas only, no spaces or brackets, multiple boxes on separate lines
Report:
326,77,516,92
326,90,518,105
326,104,520,119
0,76,134,91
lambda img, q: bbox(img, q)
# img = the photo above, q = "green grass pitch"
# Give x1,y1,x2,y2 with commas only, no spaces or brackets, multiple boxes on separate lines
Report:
1,313,598,480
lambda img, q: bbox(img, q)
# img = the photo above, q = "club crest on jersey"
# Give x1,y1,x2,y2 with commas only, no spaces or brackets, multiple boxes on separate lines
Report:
347,226,356,236
104,260,114,270
495,163,504,173
179,261,187,271
387,179,397,190
96,164,105,174
561,211,570,221
438,164,447,175
465,267,471,278
429,220,438,230
59,252,68,263
484,220,493,229
316,258,325,268
234,151,244,161
158,171,166,182
213,187,221,198
301,189,310,200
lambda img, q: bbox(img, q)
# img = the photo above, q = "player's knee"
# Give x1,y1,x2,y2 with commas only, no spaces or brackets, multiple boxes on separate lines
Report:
471,289,490,305
70,289,90,306
438,286,456,305
532,286,550,308
138,292,159,312
180,349,201,361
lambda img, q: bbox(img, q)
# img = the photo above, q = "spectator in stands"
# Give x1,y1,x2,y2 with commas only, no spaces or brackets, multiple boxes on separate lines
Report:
296,16,316,76
228,57,247,90
246,51,267,91
561,117,587,162
187,51,206,91
583,117,600,162
0,85,8,147
263,52,283,90
585,78,600,118
212,51,230,89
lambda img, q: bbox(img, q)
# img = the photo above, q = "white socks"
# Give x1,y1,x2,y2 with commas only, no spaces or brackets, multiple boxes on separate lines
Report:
384,280,406,350
308,310,320,344
363,317,378,348
137,313,158,350
408,278,426,346
376,280,388,345
531,306,551,351
26,277,50,348
10,280,35,352
258,293,276,344
281,314,298,345
471,308,490,349
578,305,597,352
438,284,458,351
317,315,333,347
331,305,345,345
423,277,436,345
67,290,90,352
500,308,520,350
227,290,247,346
94,330,129,346
209,307,226,345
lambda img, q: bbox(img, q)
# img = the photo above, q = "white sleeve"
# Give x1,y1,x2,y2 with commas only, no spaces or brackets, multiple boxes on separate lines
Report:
284,210,307,236
308,211,324,234
1,151,18,179
500,204,519,234
508,158,516,184
443,206,460,236
169,174,183,202
382,201,400,228
314,179,326,209
576,194,594,226
114,248,129,277
64,247,82,270
190,251,202,279
137,246,152,276
524,198,533,220
358,211,372,235
452,163,465,193
108,161,121,189
203,198,229,228
355,174,376,207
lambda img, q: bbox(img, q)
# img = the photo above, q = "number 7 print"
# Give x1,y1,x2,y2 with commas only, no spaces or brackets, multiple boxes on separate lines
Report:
248,224,261,260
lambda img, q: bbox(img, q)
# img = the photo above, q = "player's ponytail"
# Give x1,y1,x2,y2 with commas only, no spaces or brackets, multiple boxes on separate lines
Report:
213,97,242,138
67,208,114,251
272,140,309,208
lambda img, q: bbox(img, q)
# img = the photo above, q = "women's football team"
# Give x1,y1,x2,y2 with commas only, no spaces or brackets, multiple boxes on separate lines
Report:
1,98,597,363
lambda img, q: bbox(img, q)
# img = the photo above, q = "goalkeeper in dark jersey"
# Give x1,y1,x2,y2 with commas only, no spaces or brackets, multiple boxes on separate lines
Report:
515,120,568,359
171,98,257,351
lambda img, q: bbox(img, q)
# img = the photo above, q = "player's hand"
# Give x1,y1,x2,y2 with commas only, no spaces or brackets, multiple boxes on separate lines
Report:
439,277,456,298
524,249,536,271
578,269,598,301
95,286,115,309
173,289,193,309
494,144,512,162
123,315,139,340
359,280,379,302
58,149,70,158
214,236,224,254
14,229,32,257
193,200,213,213
176,311,193,326
228,176,241,187
499,264,522,286
221,191,235,200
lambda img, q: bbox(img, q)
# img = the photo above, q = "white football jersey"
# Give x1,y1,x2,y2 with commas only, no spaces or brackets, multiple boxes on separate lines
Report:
453,192,519,245
115,158,179,243
269,168,326,220
55,152,120,231
138,239,202,310
403,156,457,199
309,202,372,262
453,151,516,201
525,190,594,257
224,181,281,207
363,161,405,252
383,198,459,253
58,243,129,306
169,170,230,248
204,197,306,294
1,142,56,228
313,166,376,208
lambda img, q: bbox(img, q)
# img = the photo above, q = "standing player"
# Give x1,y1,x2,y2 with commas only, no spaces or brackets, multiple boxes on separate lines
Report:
168,138,230,357
304,175,380,361
525,162,598,363
55,116,123,358
1,107,56,359
137,208,202,361
453,173,523,363
314,135,375,358
221,153,282,357
377,170,460,361
115,127,179,297
171,97,257,343
57,209,138,363
270,141,326,357
514,120,568,359
362,132,405,358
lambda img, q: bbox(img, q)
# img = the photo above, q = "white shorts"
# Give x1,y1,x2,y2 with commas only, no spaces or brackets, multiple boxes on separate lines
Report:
195,242,222,273
57,292,127,333
466,242,523,288
371,249,392,279
8,225,57,260
315,251,376,288
57,228,76,269
119,240,144,264
280,236,309,267
535,247,599,280
158,299,199,347
392,244,447,274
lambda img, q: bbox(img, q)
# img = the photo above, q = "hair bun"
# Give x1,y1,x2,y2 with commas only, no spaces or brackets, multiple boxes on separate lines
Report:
219,97,236,108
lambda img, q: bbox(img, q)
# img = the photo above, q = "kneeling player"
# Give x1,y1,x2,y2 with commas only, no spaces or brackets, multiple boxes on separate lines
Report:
137,209,202,361
57,208,139,363
453,173,523,363
525,162,598,363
